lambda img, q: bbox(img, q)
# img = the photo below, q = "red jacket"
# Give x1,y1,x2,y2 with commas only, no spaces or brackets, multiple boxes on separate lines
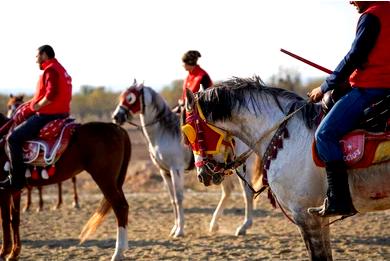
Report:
30,58,72,114
181,65,212,101
350,2,390,88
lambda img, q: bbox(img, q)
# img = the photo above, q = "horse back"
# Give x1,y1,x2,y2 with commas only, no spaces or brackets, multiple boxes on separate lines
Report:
28,122,131,186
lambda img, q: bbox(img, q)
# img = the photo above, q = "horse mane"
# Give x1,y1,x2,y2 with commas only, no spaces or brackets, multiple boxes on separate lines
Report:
145,86,181,137
197,76,321,129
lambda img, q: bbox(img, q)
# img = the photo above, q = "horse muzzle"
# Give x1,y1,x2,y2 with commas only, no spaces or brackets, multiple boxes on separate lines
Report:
112,106,130,125
197,167,224,186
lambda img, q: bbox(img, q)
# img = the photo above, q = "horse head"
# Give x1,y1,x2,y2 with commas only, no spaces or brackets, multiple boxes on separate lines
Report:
7,94,24,118
182,89,236,186
112,80,144,125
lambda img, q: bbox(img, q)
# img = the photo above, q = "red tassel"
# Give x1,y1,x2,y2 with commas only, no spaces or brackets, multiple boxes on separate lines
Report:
31,167,39,180
48,165,56,177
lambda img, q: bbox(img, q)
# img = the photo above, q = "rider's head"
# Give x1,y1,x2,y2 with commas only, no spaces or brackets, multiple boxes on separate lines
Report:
182,50,201,72
36,45,55,70
349,1,376,13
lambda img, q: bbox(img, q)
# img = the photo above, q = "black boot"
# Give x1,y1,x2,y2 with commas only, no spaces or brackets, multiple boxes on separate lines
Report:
0,170,26,191
308,161,357,217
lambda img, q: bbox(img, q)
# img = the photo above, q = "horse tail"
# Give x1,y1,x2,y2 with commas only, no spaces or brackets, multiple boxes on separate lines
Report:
79,197,112,244
79,125,131,244
251,155,263,190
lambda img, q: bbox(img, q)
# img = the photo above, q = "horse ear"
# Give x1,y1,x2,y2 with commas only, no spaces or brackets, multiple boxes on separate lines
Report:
9,94,13,98
185,88,195,111
132,79,137,86
136,82,144,91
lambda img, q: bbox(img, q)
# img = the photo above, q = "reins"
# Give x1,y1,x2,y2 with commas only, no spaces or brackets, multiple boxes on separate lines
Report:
225,103,307,171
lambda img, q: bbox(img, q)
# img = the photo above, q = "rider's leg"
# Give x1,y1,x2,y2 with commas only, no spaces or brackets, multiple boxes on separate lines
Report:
309,88,388,217
0,114,63,190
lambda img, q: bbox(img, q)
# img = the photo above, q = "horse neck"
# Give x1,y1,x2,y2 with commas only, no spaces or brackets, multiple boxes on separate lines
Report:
212,97,315,156
139,87,179,144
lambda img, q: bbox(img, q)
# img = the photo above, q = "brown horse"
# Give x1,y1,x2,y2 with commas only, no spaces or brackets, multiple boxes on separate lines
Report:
7,94,79,212
0,113,131,261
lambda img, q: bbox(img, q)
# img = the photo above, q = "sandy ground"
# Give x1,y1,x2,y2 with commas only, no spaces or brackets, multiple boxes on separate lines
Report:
4,129,390,260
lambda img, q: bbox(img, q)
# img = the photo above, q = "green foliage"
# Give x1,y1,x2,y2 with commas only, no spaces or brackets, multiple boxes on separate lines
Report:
0,94,8,115
160,79,183,108
71,86,120,122
267,66,325,98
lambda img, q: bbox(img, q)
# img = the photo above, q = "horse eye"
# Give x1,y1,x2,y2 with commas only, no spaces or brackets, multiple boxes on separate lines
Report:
126,93,137,104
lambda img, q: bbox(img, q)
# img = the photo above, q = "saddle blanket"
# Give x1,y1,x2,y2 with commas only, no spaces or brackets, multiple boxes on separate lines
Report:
313,130,390,169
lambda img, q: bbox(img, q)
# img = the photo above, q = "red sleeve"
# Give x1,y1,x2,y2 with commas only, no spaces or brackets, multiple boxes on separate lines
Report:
43,68,59,101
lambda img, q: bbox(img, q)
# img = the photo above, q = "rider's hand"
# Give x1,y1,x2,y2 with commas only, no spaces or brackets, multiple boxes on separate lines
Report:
178,99,184,106
307,87,324,103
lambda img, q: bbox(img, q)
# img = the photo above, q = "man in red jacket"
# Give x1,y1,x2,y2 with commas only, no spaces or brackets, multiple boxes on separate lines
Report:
307,1,390,217
0,45,72,190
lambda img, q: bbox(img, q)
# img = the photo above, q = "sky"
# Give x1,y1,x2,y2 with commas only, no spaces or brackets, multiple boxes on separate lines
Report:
0,0,360,95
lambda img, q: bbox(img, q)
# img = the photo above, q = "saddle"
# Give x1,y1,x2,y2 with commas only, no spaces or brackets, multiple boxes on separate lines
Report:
3,103,79,180
313,94,390,169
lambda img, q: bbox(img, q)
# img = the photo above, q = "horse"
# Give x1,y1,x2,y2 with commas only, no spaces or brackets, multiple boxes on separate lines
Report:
183,76,390,260
112,81,260,236
6,94,79,212
0,113,131,261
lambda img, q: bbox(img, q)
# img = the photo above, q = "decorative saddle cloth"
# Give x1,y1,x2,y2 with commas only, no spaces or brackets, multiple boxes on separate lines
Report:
313,130,390,169
20,118,78,166
3,103,79,179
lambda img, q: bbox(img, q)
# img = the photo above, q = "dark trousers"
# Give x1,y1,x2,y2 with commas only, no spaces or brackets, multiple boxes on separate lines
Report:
7,113,68,178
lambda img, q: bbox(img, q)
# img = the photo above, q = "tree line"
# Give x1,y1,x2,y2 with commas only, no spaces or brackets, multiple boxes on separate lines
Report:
0,69,325,122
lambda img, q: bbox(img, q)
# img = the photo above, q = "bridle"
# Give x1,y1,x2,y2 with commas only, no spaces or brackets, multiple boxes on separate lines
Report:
183,95,307,197
118,86,171,129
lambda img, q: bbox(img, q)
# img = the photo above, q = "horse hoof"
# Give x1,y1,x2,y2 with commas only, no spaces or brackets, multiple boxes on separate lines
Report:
36,207,42,213
209,224,219,234
235,228,247,236
52,205,61,211
73,202,80,209
173,231,184,238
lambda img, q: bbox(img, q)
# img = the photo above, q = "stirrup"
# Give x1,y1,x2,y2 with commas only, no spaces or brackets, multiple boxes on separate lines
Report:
307,198,357,217
0,175,13,189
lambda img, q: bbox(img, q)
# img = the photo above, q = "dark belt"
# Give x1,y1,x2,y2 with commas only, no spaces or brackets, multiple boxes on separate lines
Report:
36,112,69,118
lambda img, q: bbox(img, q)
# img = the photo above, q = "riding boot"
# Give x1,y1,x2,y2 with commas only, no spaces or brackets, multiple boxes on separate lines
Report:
308,161,357,217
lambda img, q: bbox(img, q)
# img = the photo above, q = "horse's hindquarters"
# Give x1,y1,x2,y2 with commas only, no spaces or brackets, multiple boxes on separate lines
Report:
350,162,390,212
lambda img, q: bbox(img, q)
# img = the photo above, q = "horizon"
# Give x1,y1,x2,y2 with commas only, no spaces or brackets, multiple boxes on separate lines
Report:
0,0,359,95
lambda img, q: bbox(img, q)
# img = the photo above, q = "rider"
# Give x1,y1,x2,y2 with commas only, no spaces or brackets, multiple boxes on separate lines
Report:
174,50,213,112
0,45,72,190
307,1,390,217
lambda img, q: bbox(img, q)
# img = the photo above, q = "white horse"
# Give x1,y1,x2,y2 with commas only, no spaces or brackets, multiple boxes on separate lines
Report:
183,77,390,260
112,81,259,237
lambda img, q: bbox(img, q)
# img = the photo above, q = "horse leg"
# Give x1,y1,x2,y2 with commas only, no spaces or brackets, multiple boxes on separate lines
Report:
294,211,332,260
0,193,12,259
159,170,180,237
36,186,43,212
71,176,80,208
53,182,62,210
8,192,22,261
169,168,184,237
209,176,233,234
235,168,254,236
22,187,32,212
